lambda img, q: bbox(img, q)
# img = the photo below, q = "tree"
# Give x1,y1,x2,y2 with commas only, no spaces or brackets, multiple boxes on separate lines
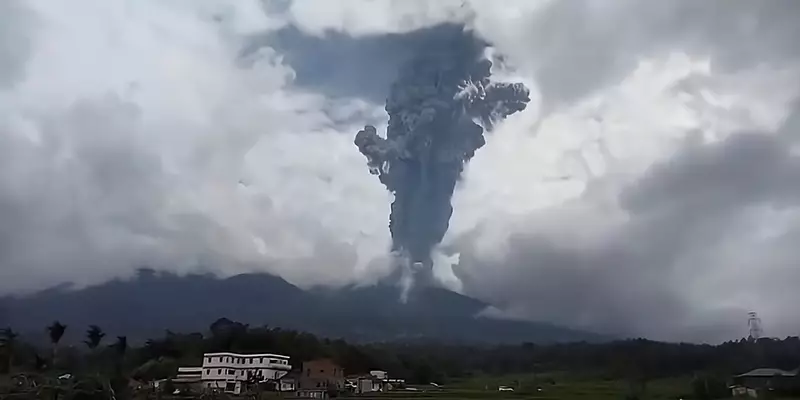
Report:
112,335,128,375
114,336,128,357
34,352,47,371
46,320,67,367
84,325,106,350
110,335,131,400
0,327,18,373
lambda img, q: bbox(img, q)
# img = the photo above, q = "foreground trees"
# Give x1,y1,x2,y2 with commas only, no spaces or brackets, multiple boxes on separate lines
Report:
46,321,67,368
0,327,18,373
2,318,800,398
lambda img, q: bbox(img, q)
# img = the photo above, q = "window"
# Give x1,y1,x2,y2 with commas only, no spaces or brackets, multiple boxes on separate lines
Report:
228,369,234,375
218,369,222,375
205,370,209,375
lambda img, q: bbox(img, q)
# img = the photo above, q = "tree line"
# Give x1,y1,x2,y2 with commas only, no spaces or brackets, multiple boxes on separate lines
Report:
2,317,800,398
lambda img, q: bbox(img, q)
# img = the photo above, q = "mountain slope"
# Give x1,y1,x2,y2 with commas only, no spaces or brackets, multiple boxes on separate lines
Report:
1,270,607,344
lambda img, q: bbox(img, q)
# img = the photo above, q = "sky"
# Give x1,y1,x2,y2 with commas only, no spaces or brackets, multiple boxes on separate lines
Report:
1,0,799,343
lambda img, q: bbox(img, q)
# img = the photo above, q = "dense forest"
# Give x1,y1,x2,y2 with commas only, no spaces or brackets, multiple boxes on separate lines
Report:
2,317,800,398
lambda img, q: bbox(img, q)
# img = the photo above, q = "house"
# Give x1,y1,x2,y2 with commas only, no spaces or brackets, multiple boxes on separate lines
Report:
349,374,385,394
295,388,330,399
176,367,203,381
732,368,800,393
387,378,406,389
277,373,298,392
178,352,292,394
172,367,203,392
297,359,345,390
344,369,399,394
370,370,387,380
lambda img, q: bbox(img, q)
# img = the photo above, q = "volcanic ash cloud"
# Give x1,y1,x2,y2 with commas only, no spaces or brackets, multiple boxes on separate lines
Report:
354,26,530,287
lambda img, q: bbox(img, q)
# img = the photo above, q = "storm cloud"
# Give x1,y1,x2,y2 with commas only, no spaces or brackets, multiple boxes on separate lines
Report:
1,0,800,342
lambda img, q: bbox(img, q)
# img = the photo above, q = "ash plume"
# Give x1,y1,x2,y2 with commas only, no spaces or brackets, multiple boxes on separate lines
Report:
354,26,530,286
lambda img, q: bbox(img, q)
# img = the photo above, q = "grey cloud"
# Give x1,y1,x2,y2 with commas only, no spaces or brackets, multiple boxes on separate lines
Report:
441,0,800,343
0,0,33,88
500,0,800,109
454,114,800,342
623,132,800,215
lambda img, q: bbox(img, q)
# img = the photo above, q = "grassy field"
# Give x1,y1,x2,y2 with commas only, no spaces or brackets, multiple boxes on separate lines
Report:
337,373,694,400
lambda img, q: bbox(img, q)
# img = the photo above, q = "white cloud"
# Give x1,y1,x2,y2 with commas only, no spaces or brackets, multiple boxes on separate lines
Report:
0,0,392,292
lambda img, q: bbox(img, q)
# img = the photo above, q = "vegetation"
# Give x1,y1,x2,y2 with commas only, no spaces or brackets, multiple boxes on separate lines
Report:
2,317,800,398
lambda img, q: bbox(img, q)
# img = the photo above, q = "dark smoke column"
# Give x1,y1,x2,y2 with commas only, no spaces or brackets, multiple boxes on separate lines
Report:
355,27,530,286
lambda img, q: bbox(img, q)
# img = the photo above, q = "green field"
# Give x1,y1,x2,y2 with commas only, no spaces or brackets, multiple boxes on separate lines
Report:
337,373,693,400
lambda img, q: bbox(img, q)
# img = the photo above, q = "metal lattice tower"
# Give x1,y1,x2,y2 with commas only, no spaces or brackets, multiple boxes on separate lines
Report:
748,311,763,340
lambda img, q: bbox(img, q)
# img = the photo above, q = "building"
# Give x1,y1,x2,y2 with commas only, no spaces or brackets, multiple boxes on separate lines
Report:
181,352,292,394
350,375,384,394
298,359,345,391
176,367,203,380
172,367,203,391
732,368,800,393
295,388,330,399
346,370,395,394
370,370,387,381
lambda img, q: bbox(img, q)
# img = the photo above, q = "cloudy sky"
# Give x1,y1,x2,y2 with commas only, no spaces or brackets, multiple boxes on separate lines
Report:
2,0,800,343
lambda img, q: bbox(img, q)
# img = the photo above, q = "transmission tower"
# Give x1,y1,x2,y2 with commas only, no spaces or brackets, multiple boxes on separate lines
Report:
747,311,763,341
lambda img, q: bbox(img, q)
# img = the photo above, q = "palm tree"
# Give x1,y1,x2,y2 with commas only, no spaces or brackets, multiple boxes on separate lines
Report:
110,336,129,399
113,336,127,373
83,325,105,372
0,327,18,373
47,321,67,367
114,336,127,358
84,325,105,350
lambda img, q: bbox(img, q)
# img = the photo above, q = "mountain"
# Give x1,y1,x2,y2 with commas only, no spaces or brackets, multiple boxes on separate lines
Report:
0,270,607,344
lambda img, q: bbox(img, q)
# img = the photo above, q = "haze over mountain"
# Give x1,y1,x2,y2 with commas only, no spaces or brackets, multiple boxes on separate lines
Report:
0,270,604,345
1,0,800,344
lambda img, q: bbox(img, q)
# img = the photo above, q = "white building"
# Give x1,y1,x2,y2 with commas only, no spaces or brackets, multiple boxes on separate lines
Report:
369,370,387,380
195,352,292,394
176,367,202,380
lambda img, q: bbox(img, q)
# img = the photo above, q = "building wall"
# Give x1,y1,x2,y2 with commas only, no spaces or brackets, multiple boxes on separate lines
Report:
202,352,290,370
204,380,242,394
194,352,292,394
296,389,328,399
356,378,374,394
280,379,296,392
300,359,345,390
370,370,387,380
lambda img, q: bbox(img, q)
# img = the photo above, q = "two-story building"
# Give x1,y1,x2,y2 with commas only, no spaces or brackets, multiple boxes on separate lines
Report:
298,358,345,390
196,352,292,394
